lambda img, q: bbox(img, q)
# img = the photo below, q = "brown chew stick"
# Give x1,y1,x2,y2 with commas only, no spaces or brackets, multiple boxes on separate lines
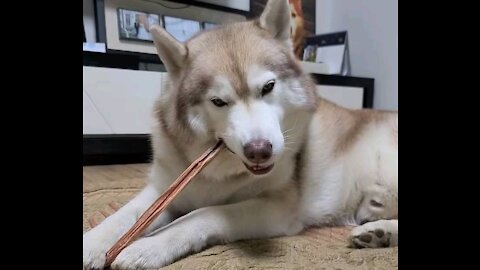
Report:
104,140,225,268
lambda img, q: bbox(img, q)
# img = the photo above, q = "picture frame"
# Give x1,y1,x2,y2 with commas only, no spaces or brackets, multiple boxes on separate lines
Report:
162,15,202,42
93,0,245,55
117,8,161,43
303,31,351,76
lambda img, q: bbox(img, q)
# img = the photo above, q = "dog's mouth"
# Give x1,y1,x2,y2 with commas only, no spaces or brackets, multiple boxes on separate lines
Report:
243,162,274,175
219,139,274,175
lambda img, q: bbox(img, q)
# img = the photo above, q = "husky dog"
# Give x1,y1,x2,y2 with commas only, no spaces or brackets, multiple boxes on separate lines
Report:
83,0,398,269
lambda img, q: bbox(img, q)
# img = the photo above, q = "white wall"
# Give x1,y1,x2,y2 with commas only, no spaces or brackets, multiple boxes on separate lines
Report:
316,0,398,110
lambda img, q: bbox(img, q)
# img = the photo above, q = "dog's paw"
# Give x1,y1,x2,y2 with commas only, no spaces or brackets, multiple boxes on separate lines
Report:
349,220,398,248
111,229,203,270
111,236,182,269
111,242,164,270
83,231,111,270
111,245,163,270
350,228,391,248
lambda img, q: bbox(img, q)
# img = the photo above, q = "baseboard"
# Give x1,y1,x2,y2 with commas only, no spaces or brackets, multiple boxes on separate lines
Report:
83,134,151,166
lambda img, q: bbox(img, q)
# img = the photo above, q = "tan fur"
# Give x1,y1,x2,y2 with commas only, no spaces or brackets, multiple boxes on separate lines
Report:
312,99,397,155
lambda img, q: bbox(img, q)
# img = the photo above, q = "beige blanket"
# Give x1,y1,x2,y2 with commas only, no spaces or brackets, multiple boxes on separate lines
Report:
83,164,398,269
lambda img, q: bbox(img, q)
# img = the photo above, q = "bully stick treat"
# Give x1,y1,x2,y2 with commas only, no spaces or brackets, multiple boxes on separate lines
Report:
104,140,225,268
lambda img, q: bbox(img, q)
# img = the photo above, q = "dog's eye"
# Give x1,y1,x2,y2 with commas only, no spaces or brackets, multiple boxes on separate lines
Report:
210,97,228,107
262,80,275,96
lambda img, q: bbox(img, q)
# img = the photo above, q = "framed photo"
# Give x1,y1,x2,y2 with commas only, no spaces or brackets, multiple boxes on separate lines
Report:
162,16,201,42
303,31,350,75
117,8,161,42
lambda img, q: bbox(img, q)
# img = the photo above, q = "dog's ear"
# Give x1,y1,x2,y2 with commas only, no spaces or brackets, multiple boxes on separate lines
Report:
150,25,187,78
259,0,292,44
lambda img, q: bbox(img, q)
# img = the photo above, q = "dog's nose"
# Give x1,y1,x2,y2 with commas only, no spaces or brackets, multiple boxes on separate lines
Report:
243,139,273,164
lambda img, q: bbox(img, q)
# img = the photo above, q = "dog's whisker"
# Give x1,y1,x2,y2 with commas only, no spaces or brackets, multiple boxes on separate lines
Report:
282,114,300,136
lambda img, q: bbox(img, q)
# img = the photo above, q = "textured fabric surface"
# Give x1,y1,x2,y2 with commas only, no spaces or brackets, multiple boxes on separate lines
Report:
83,164,398,269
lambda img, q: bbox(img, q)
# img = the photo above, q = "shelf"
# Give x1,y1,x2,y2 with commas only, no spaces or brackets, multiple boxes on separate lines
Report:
83,49,373,108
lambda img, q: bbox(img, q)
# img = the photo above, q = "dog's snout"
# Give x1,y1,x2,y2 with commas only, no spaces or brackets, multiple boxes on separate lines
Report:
243,139,273,164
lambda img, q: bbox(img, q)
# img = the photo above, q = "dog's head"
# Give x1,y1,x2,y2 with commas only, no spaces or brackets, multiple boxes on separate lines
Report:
152,0,316,176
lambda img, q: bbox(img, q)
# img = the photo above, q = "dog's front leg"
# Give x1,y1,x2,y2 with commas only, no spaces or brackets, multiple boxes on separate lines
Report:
111,190,301,269
83,183,175,269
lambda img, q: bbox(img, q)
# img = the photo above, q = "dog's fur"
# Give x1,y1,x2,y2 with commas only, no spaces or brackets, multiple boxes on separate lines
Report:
83,1,398,269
